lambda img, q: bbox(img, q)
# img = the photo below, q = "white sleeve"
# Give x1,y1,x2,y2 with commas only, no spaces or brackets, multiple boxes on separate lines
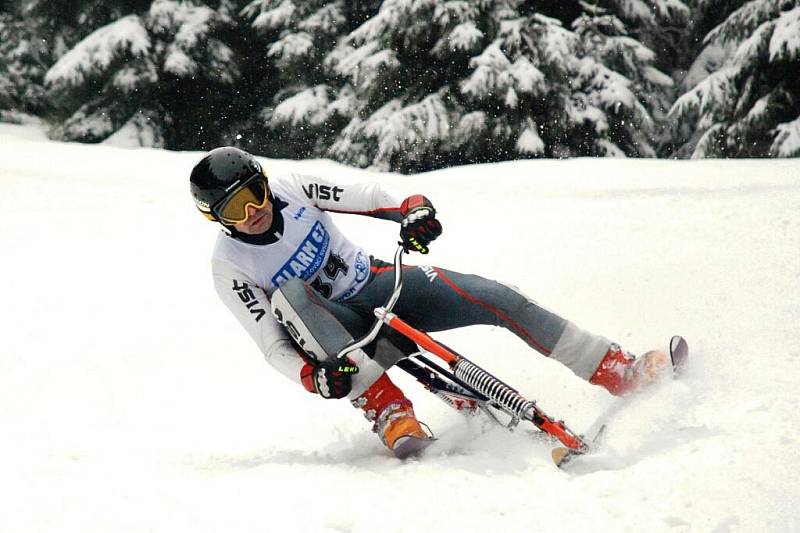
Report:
212,259,306,385
287,173,403,222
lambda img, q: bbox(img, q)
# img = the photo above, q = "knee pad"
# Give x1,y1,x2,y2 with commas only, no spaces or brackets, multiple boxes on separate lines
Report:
270,279,330,363
270,280,389,398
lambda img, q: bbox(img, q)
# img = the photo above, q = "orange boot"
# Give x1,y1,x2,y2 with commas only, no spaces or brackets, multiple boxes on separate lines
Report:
352,373,433,458
589,344,670,396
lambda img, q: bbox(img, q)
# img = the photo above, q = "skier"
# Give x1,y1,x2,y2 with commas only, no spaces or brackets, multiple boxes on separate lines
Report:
190,146,670,458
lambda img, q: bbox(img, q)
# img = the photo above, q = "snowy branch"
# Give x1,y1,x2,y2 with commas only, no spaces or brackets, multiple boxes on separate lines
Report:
770,115,800,156
45,15,150,88
272,85,331,126
769,6,800,62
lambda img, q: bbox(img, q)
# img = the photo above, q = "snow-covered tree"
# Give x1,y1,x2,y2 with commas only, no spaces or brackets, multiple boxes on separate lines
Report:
0,9,49,119
237,0,382,158
19,1,800,167
662,0,740,156
605,0,691,69
25,0,155,75
44,0,240,148
324,0,479,170
573,4,677,156
303,0,676,171
596,0,691,154
670,0,800,158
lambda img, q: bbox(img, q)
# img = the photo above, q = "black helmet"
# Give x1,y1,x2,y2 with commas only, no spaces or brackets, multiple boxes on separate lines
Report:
190,146,265,222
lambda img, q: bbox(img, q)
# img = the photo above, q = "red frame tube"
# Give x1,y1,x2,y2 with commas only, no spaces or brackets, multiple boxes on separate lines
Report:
385,314,459,365
384,313,589,452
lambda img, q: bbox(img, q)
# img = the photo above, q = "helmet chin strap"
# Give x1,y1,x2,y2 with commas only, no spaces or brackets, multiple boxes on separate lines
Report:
218,223,234,237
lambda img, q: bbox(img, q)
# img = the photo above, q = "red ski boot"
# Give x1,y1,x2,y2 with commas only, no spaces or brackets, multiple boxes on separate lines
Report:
589,344,670,396
352,373,434,459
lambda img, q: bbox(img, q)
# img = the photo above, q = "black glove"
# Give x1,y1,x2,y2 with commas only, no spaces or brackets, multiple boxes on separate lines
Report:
399,195,442,254
306,358,359,399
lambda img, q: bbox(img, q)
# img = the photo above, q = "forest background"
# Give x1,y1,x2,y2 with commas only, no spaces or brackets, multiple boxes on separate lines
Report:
1,0,799,173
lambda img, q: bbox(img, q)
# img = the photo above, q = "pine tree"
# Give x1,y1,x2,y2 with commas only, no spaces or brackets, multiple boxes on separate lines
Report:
309,0,676,171
0,10,49,119
670,0,800,157
43,0,241,148
572,3,677,156
664,0,740,156
26,0,153,47
604,0,692,70
239,0,343,158
599,0,692,154
325,0,480,171
238,0,382,158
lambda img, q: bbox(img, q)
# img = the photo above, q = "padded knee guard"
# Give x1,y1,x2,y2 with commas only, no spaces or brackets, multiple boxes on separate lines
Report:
270,278,385,398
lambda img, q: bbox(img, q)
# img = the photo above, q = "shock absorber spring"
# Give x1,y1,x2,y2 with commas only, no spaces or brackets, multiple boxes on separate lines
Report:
452,358,535,420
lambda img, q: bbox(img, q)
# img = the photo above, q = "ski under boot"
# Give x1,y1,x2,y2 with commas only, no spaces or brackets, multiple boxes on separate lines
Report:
374,402,433,459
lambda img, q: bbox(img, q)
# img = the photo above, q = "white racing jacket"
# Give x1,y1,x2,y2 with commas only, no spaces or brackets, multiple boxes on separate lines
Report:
211,172,402,386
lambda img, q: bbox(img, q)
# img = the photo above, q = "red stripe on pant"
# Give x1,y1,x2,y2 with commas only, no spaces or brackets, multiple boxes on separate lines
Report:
370,265,413,274
432,267,552,356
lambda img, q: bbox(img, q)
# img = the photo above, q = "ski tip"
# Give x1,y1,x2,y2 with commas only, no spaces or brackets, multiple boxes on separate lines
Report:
392,435,435,460
669,336,689,372
669,335,686,353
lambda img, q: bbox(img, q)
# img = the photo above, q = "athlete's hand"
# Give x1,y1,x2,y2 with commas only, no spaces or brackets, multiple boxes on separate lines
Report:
399,195,442,254
301,358,359,399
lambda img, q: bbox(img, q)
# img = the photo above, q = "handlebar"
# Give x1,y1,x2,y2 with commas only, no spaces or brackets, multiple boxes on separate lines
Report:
336,244,407,359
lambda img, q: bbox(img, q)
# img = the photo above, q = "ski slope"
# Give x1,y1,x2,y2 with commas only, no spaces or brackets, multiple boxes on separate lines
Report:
1,123,799,532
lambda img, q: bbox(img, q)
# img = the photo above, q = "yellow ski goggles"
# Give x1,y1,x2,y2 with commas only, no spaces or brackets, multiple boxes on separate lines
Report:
212,172,270,225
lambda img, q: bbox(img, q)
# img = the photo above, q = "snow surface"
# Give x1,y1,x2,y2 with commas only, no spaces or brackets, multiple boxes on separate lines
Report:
1,123,799,532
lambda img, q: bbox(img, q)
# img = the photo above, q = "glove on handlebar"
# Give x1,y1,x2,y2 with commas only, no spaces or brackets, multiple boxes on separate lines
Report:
399,195,442,254
301,358,359,399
